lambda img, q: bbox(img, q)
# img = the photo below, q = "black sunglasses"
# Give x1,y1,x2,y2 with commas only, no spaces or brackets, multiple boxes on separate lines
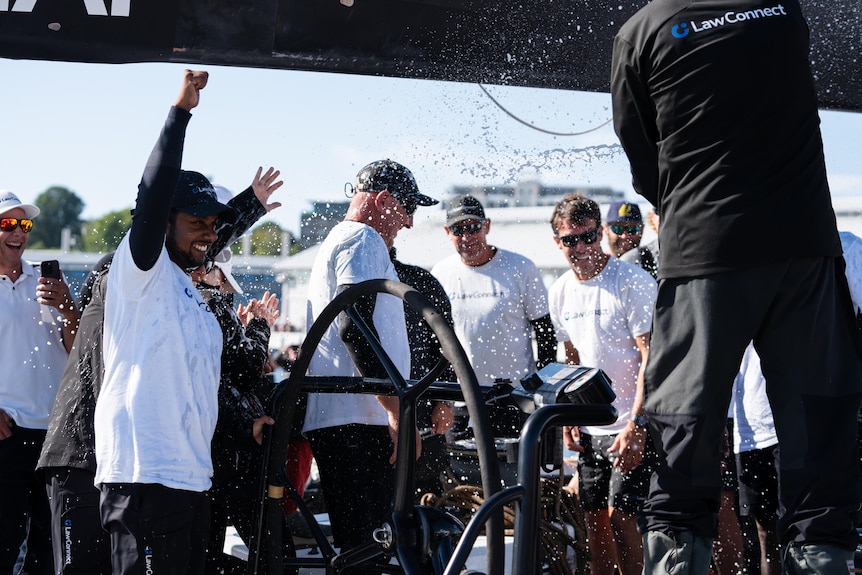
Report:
557,228,599,247
609,224,643,235
390,192,417,216
450,221,484,237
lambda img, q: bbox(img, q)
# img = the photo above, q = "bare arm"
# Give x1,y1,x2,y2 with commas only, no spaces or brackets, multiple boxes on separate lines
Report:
0,409,13,440
611,331,650,472
563,341,580,366
561,340,583,452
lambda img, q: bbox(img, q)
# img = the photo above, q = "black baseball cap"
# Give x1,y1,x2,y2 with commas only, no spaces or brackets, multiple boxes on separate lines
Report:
354,160,438,211
445,194,486,227
172,171,236,222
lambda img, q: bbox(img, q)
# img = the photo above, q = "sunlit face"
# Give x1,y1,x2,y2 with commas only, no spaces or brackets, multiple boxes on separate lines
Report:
0,207,30,270
166,211,219,270
376,189,414,246
554,218,607,280
445,218,490,261
603,221,643,257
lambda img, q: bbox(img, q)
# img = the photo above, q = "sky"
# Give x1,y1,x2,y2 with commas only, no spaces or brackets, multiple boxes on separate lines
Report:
2,57,862,236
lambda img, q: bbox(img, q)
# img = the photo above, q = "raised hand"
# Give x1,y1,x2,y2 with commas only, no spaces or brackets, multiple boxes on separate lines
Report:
174,69,209,112
251,166,284,212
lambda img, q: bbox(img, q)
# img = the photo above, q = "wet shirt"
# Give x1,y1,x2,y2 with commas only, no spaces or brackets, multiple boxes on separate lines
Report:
731,343,777,454
612,0,840,278
548,257,655,435
432,248,548,387
840,231,862,314
303,221,410,432
94,106,222,492
0,262,69,430
95,236,222,491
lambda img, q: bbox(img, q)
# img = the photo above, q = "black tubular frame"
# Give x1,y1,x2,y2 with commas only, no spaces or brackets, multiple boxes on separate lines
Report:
247,279,505,575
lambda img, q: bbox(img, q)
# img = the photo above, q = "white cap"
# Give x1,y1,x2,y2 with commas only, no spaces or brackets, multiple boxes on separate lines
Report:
0,190,40,219
213,247,243,295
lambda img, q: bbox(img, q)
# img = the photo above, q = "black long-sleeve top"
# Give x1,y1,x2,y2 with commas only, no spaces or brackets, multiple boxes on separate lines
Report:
200,287,272,485
612,0,840,279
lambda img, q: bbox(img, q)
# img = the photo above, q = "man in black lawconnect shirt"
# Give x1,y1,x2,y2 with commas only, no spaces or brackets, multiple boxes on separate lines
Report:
612,1,862,574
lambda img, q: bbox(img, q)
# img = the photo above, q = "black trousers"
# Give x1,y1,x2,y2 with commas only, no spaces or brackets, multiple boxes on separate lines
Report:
0,426,52,574
306,424,394,552
45,467,111,575
641,257,862,550
99,483,210,575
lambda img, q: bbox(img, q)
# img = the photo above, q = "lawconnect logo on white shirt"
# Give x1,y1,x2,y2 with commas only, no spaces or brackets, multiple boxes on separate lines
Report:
671,4,788,38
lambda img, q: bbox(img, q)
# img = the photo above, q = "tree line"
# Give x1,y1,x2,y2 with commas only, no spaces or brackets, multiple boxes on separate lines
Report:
29,187,298,257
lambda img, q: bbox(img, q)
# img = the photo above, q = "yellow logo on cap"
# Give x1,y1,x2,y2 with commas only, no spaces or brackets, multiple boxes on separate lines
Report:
618,204,634,218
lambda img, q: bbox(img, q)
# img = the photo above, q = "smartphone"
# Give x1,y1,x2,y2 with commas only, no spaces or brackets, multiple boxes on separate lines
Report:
40,259,61,279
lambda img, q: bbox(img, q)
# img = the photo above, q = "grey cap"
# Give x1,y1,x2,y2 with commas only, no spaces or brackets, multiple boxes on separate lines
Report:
445,194,486,227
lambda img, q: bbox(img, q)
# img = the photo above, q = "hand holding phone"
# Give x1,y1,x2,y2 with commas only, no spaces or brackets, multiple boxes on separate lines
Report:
40,260,61,279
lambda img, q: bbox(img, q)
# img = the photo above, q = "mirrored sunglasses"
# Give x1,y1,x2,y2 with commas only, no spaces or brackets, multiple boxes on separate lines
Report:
557,228,599,247
0,217,34,233
609,224,643,235
450,221,484,237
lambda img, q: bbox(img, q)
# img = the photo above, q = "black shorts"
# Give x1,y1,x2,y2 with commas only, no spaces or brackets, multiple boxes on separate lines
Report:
736,445,780,520
578,433,654,514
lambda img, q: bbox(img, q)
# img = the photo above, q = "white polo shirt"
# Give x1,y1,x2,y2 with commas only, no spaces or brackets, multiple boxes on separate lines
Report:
0,262,69,429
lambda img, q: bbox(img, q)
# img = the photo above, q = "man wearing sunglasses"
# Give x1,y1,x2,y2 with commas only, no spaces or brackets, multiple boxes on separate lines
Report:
303,159,438,556
603,201,644,258
0,189,80,572
432,194,555,438
548,194,657,575
612,1,862,573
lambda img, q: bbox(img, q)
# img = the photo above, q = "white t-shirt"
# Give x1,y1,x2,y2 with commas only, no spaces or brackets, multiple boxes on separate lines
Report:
548,257,656,435
0,262,69,429
95,234,222,491
431,249,549,387
840,231,862,313
730,343,778,453
302,221,410,432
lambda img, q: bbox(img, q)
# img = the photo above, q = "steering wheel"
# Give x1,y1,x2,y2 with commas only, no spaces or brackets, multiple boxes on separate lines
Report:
251,279,505,575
